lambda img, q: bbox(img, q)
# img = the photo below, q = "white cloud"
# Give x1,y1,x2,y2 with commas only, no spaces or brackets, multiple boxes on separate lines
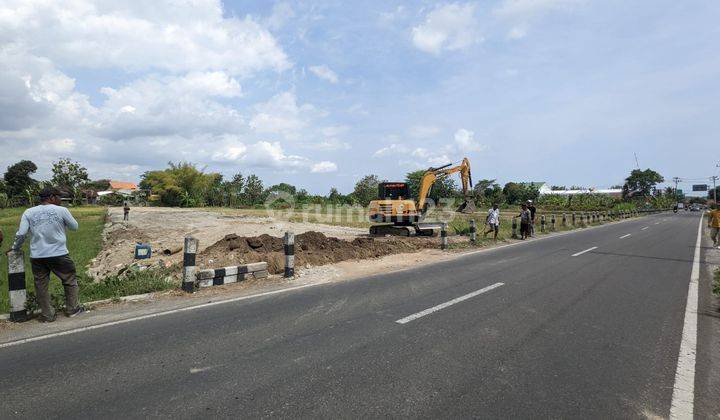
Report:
374,143,408,157
454,128,485,152
409,125,441,139
427,155,452,167
249,91,317,139
311,161,338,173
411,3,481,55
0,0,290,76
309,65,339,84
95,72,244,140
508,26,527,39
494,0,586,18
265,2,295,31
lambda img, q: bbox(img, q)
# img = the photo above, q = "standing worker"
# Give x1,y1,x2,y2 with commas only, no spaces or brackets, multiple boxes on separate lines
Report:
483,203,501,242
527,200,537,237
709,204,720,249
123,201,130,221
9,187,84,322
518,203,532,240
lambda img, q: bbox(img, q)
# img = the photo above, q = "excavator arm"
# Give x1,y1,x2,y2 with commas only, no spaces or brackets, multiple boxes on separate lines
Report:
416,157,475,214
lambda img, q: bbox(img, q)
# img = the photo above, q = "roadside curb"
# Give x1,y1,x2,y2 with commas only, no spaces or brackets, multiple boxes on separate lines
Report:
0,292,157,321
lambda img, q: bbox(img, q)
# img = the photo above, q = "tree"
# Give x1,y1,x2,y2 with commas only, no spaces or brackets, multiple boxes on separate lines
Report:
352,174,380,206
266,183,297,196
225,173,245,207
83,179,111,191
140,162,221,207
624,169,664,197
472,179,496,200
4,160,38,200
708,186,720,203
243,174,264,206
52,158,89,190
502,182,539,205
405,170,459,205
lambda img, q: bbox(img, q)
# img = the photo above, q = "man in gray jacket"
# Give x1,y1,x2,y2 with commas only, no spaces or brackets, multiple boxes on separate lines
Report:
10,187,84,322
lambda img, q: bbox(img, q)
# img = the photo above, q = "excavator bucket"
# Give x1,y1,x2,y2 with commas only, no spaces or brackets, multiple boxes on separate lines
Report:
456,198,476,213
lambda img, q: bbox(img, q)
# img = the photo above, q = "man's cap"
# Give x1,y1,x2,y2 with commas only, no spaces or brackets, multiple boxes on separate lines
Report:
39,186,61,200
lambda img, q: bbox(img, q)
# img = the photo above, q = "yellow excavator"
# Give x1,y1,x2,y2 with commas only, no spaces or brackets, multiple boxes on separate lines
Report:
368,157,476,236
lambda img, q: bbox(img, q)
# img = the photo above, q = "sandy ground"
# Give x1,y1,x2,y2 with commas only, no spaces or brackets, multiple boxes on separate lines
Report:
88,207,368,279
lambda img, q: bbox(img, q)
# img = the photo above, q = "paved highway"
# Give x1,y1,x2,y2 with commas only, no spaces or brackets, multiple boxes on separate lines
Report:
0,212,712,418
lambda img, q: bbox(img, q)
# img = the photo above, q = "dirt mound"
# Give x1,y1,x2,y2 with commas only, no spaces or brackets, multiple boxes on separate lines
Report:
197,231,438,274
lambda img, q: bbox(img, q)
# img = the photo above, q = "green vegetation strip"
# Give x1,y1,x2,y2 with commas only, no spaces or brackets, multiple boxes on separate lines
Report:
0,207,177,314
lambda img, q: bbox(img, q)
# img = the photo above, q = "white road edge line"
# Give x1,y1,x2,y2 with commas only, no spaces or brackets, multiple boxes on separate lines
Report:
620,234,632,239
641,226,649,230
571,246,598,257
396,282,504,325
669,214,703,419
0,283,322,350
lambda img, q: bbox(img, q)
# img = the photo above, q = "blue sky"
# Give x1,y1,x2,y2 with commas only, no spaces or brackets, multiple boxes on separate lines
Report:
0,0,718,195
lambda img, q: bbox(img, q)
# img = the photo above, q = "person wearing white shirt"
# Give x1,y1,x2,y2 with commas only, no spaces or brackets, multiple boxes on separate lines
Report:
483,204,501,241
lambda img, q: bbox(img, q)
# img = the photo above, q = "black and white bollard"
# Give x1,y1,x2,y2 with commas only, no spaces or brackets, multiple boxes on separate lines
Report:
470,219,477,243
551,214,556,231
284,231,295,277
541,215,546,233
512,217,518,238
441,223,448,250
182,236,198,293
8,250,28,322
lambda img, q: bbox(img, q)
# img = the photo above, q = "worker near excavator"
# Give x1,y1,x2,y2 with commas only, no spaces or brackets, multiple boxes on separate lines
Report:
527,200,537,237
483,203,500,241
519,203,532,240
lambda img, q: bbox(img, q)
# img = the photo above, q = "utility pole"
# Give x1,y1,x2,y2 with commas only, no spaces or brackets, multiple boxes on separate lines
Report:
714,163,720,204
672,177,681,201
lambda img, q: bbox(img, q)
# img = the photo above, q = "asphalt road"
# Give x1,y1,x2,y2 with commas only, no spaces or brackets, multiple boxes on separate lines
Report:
0,212,712,419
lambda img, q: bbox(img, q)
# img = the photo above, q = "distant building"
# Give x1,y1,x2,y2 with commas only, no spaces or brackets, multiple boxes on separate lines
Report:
537,183,623,198
97,181,139,200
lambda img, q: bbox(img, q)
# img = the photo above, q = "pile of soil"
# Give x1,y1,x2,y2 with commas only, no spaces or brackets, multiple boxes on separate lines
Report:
197,231,438,274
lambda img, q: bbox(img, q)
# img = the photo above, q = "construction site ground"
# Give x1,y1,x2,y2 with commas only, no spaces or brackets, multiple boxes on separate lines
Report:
89,207,460,280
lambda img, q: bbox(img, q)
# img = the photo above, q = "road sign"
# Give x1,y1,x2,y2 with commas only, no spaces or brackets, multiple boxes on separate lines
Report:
692,184,708,191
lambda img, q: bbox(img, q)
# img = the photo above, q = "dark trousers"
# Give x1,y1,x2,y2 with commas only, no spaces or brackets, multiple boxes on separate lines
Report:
123,211,129,221
30,254,79,318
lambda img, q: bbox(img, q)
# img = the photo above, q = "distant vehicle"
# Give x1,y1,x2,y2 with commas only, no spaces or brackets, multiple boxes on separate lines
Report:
690,204,701,212
676,203,684,211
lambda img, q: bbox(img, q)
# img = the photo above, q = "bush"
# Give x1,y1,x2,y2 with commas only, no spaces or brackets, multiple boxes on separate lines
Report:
713,269,720,297
449,219,472,235
80,266,179,302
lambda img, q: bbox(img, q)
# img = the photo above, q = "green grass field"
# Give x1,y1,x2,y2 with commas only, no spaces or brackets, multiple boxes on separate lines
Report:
0,206,107,313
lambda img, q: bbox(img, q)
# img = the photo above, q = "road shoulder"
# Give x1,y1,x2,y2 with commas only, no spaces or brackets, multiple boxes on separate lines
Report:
695,222,720,419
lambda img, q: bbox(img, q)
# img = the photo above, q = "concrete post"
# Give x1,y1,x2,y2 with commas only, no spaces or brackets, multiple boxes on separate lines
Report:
8,250,28,322
284,231,295,277
572,213,576,226
541,215,546,233
441,223,448,250
470,219,477,243
551,214,556,231
511,217,518,239
562,213,567,227
182,236,198,293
